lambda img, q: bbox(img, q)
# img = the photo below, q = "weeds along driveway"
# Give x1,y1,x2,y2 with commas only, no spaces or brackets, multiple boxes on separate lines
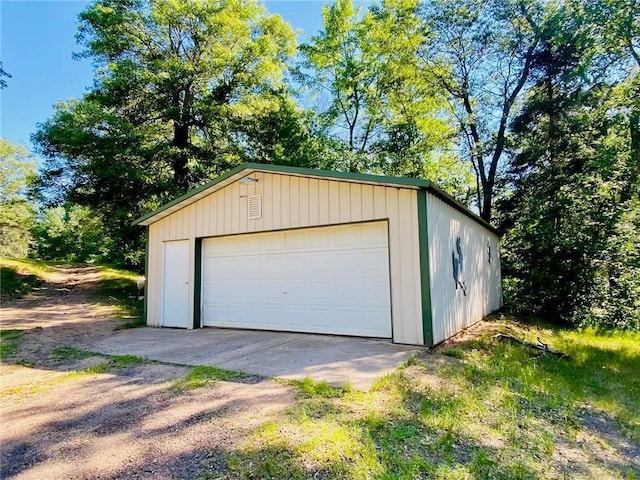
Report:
90,327,419,390
0,265,295,480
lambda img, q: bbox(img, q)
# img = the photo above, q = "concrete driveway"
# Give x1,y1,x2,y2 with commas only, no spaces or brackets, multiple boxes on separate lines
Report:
90,327,420,390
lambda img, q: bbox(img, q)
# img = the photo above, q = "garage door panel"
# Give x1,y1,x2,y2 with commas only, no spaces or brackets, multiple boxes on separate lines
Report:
202,222,392,337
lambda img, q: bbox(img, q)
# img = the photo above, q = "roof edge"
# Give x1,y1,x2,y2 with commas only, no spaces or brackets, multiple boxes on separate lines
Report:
426,183,500,235
133,162,498,235
132,163,248,226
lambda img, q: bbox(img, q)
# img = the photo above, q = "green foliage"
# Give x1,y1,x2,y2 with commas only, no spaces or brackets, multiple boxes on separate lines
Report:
298,0,471,197
108,354,146,368
34,0,300,266
52,346,145,368
0,138,37,258
500,0,640,330
0,60,10,89
173,365,246,391
0,257,54,301
289,377,351,398
0,330,24,358
206,320,639,479
439,347,465,359
31,205,114,263
420,0,544,221
93,265,144,327
0,263,42,302
51,346,95,361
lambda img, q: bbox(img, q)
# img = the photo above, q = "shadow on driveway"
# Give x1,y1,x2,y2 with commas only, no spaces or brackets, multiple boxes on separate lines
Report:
90,327,420,390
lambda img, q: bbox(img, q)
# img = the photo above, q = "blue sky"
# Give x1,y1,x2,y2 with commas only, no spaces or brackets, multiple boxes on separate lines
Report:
0,0,333,151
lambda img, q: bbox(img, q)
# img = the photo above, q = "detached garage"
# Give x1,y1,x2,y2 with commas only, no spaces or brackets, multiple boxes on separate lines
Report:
134,163,502,346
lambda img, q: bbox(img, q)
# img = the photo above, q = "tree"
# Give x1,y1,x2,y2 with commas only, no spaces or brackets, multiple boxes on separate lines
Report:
0,139,36,258
499,1,640,329
34,0,299,265
581,0,640,197
420,0,544,221
0,61,10,89
32,205,114,263
298,0,472,195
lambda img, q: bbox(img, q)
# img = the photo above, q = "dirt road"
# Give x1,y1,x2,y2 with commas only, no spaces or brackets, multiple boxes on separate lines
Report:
0,266,293,480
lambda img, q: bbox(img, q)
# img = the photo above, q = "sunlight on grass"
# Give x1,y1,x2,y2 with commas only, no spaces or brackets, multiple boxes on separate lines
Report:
0,257,55,301
52,346,95,361
0,257,57,278
173,365,246,392
52,346,146,370
287,377,352,398
201,319,640,480
1,364,111,398
93,266,145,327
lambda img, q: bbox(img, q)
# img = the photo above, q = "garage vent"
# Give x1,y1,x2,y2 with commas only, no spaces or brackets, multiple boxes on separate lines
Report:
248,195,262,219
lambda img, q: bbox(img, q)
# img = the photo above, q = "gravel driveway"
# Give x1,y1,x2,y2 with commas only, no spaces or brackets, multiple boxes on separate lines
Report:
0,266,293,479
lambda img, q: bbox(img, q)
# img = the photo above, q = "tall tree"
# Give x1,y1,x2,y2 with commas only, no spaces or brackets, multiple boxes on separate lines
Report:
420,0,544,221
32,205,114,263
581,0,640,197
298,0,471,195
499,1,640,329
0,139,36,258
34,0,299,265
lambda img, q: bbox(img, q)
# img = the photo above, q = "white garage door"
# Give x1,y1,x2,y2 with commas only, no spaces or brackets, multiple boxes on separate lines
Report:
201,222,392,337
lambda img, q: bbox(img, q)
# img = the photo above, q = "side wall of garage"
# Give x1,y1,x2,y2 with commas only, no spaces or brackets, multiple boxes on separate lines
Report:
146,172,425,345
426,193,503,344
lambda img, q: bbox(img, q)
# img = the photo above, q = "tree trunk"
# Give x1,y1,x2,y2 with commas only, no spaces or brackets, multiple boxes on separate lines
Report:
481,187,493,223
172,122,190,192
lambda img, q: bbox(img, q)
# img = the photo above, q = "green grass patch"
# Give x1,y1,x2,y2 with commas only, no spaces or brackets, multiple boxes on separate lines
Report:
439,347,466,359
173,365,246,392
288,377,352,398
0,257,55,301
201,318,640,480
51,345,146,369
92,266,145,328
51,346,95,361
109,354,146,368
0,329,24,358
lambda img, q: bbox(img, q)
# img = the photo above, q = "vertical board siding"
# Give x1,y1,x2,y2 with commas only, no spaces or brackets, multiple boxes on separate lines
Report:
426,193,503,344
146,172,423,344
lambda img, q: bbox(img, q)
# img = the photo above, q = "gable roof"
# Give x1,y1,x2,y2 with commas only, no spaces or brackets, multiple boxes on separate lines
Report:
133,162,498,234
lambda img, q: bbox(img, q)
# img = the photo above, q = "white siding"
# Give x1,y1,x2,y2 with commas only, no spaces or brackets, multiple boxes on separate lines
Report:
426,193,503,344
146,172,423,344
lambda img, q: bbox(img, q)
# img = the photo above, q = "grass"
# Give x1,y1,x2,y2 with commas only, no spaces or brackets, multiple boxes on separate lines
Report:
92,265,146,329
286,377,352,398
0,329,24,358
200,317,640,480
51,346,95,361
173,365,247,392
0,257,55,301
52,345,146,369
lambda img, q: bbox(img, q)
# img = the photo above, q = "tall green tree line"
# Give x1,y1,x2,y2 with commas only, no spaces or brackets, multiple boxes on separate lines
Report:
29,0,638,329
499,0,639,329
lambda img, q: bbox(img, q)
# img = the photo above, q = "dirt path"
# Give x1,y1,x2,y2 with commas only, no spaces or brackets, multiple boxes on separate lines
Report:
1,266,293,480
1,266,119,369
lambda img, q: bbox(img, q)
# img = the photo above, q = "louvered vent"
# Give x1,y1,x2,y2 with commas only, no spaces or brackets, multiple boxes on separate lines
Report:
248,195,262,219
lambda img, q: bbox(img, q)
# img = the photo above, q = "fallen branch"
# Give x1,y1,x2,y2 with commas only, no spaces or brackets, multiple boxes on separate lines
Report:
494,334,569,358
